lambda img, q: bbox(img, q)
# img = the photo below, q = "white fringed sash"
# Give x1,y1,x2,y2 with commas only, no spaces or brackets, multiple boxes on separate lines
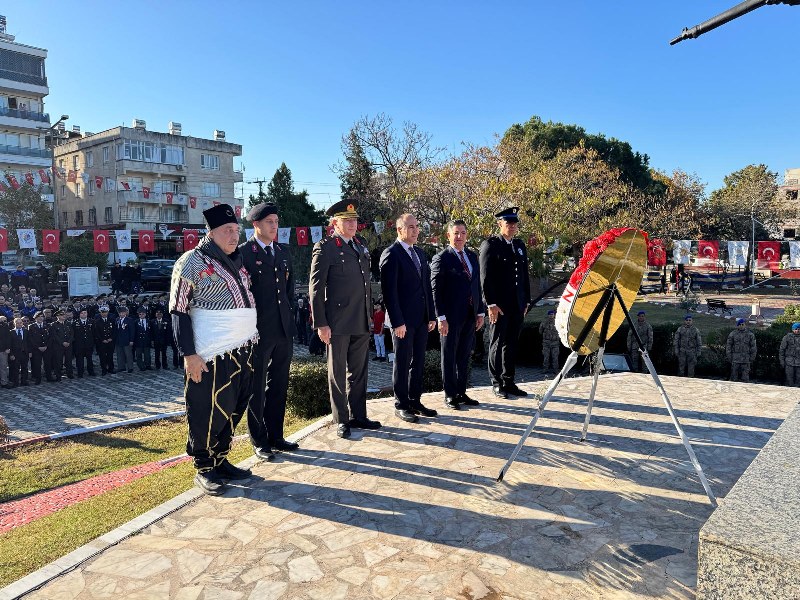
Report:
191,307,258,362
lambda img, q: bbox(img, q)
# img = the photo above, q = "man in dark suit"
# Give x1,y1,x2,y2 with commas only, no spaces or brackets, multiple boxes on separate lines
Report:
115,306,135,373
9,317,30,386
27,311,50,384
431,219,486,409
133,307,152,370
380,213,438,423
151,309,173,369
309,199,381,439
0,316,11,388
73,308,96,377
48,310,74,381
479,207,531,399
93,305,116,374
241,203,297,460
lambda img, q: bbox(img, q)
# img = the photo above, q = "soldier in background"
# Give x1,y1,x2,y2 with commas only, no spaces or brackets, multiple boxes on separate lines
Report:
48,310,74,381
539,310,560,375
673,315,702,377
779,323,800,387
627,310,654,372
27,311,49,384
726,318,757,382
73,308,96,377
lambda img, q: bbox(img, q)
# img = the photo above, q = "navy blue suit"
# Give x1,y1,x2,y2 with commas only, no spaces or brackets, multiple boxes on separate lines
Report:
431,246,485,398
380,240,435,410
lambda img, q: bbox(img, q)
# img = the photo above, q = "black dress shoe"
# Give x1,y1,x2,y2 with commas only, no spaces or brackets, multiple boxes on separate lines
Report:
444,396,462,409
214,459,252,480
350,417,382,430
395,408,419,423
458,393,480,406
337,423,351,439
252,446,275,462
194,471,226,495
492,385,509,399
411,402,438,417
271,439,299,451
505,384,528,397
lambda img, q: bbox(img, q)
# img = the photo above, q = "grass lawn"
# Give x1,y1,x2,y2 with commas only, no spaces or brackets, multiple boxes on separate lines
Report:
0,414,318,587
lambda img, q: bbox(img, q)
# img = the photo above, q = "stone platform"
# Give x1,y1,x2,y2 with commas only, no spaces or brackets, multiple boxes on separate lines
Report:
8,374,799,599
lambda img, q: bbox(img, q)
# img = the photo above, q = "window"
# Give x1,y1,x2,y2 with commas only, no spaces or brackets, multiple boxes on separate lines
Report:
153,180,179,194
162,207,178,222
131,207,144,221
86,151,94,167
127,177,143,191
105,178,115,192
58,159,64,169
201,154,220,170
202,182,221,197
76,182,81,197
75,210,83,226
60,184,65,198
72,155,79,170
89,180,95,196
61,210,68,225
88,208,97,225
118,139,184,165
104,207,113,224
102,146,109,164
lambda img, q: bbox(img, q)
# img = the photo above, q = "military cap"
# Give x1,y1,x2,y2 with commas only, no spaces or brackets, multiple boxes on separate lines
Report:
494,206,520,222
99,305,110,312
547,310,555,315
55,310,66,317
203,203,238,230
793,323,800,331
34,311,43,318
736,318,746,325
247,202,278,222
684,315,693,321
326,198,359,219
637,311,646,316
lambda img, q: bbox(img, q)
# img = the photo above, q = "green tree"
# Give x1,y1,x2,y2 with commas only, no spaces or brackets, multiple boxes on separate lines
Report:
46,235,108,278
339,130,375,201
0,183,54,249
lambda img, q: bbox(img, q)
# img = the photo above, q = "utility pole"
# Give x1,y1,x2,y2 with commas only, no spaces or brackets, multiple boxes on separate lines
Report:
248,179,267,200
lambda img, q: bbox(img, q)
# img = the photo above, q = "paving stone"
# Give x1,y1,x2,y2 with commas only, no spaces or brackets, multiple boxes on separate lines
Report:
287,555,324,583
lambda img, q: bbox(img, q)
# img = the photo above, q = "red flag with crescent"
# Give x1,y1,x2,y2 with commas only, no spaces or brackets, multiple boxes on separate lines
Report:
24,172,35,186
235,205,242,218
189,196,197,209
93,230,110,252
139,229,155,252
142,187,150,199
0,181,7,192
42,229,60,253
95,176,103,189
697,240,719,263
325,225,335,237
357,223,368,231
120,181,130,190
166,192,174,204
38,169,50,184
0,228,7,252
296,227,309,246
6,174,20,190
183,229,199,251
67,170,77,183
647,238,666,266
757,241,781,269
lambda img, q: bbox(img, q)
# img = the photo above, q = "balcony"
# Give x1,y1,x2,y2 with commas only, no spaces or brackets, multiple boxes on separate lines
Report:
0,69,47,87
0,144,51,158
0,106,49,123
117,190,189,205
119,206,189,224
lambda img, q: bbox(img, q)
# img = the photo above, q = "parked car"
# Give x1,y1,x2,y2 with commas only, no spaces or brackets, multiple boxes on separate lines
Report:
140,259,176,291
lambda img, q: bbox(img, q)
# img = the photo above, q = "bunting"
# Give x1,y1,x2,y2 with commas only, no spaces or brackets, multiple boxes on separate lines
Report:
189,196,196,209
6,174,20,190
116,229,132,250
647,238,666,266
728,241,749,267
38,169,50,184
24,172,34,186
95,176,103,189
697,240,719,263
0,228,7,252
67,170,77,183
42,229,60,253
790,241,800,268
66,230,85,237
757,241,781,270
373,221,385,235
93,230,110,252
17,228,35,249
139,230,155,252
166,192,174,204
296,227,309,246
183,229,199,250
310,226,323,243
673,240,691,265
277,227,290,244
143,186,151,199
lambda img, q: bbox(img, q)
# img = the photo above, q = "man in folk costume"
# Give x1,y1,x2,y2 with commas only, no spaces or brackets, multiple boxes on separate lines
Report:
309,199,382,439
170,204,259,496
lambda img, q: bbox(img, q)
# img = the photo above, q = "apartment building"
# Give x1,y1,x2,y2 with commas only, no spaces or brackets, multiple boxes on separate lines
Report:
779,167,800,239
0,16,53,205
53,120,244,242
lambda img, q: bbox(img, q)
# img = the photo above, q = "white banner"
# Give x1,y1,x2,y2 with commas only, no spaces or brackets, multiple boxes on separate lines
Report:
245,228,254,240
66,229,86,237
115,229,131,250
728,241,749,267
310,226,323,243
373,221,385,235
17,228,36,249
790,241,800,268
277,227,290,244
545,238,560,254
673,240,691,265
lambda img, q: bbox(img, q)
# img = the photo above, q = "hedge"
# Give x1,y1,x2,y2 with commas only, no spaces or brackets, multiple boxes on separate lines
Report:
519,319,792,383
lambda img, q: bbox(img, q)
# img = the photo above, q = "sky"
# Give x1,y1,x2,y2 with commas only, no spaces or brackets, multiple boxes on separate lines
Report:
7,1,800,211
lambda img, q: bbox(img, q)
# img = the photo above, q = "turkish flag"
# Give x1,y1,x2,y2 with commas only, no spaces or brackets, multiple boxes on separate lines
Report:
6,174,20,190
697,240,719,263
647,238,666,266
120,181,130,191
142,187,150,199
176,239,184,252
95,176,103,189
93,230,110,252
757,241,781,269
183,229,199,250
357,223,368,231
39,169,50,184
42,229,60,253
235,206,241,218
0,228,7,252
166,192,174,204
67,170,77,183
189,196,197,209
0,181,7,192
24,172,35,186
296,227,309,246
325,225,335,236
139,229,155,252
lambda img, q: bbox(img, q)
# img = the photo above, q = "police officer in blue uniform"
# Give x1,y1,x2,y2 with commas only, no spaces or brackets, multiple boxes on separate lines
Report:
478,207,531,399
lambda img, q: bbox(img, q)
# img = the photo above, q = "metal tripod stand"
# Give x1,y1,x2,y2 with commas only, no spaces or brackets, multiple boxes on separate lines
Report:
496,284,717,507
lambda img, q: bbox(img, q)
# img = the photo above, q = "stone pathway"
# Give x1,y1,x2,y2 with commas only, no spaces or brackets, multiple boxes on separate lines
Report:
12,374,798,599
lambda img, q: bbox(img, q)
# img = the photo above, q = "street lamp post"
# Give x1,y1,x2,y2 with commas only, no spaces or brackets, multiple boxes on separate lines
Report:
39,114,69,229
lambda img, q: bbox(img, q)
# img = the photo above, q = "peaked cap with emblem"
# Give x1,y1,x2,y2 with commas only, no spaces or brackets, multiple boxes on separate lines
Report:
326,198,360,219
203,203,238,230
495,206,520,223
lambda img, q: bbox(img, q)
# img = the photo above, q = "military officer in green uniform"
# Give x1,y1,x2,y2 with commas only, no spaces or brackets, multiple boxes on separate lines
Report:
539,310,560,375
673,315,702,377
726,318,757,382
779,322,800,387
627,310,653,372
309,199,382,439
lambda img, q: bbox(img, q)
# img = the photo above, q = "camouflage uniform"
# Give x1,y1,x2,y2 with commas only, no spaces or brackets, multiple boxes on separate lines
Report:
626,321,654,372
539,318,560,374
779,332,800,387
673,323,702,377
726,328,756,382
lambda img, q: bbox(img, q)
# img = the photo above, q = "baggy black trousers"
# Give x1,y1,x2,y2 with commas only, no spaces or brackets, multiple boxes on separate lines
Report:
185,344,254,472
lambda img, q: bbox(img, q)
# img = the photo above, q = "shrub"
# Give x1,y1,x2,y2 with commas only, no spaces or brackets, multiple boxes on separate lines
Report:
423,350,444,393
0,415,8,446
775,304,800,325
287,356,331,419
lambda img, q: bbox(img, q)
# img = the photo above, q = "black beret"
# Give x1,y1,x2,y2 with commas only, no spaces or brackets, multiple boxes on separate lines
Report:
203,203,238,230
247,203,278,222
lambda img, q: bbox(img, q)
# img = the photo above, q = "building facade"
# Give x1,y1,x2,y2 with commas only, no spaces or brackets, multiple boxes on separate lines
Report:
779,168,800,239
53,121,243,247
0,16,53,205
